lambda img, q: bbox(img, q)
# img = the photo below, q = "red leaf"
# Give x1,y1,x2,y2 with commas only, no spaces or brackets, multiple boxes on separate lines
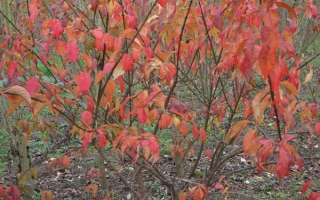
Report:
179,120,189,137
137,108,148,125
76,72,91,94
7,61,17,79
51,19,63,38
302,181,313,195
66,43,79,64
191,123,200,140
82,132,93,148
0,185,4,198
148,139,159,153
199,128,207,143
97,129,107,148
159,113,172,130
158,0,167,7
315,122,320,134
81,110,93,126
29,0,40,22
276,144,293,179
9,185,21,200
205,150,212,158
26,77,39,95
62,155,70,168
308,192,320,200
122,54,133,72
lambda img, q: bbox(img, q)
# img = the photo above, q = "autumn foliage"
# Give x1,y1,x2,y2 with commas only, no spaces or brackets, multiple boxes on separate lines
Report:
0,0,320,199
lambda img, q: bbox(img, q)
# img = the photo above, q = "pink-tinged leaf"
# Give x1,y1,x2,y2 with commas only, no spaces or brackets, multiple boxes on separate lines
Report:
82,132,93,148
51,19,63,38
7,61,17,79
307,192,320,200
26,77,39,95
9,185,21,200
103,62,115,74
158,0,167,7
126,15,137,29
76,72,91,94
29,0,40,22
214,183,224,190
90,27,104,39
282,134,295,142
62,155,70,168
97,129,107,148
122,54,133,71
66,43,79,64
315,122,320,134
302,181,313,195
81,110,93,126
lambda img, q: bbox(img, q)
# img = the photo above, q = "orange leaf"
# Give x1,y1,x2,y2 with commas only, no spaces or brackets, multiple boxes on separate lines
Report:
252,90,270,125
243,130,257,155
6,86,31,104
85,183,99,198
178,190,187,200
193,188,204,200
179,120,189,137
280,81,298,96
224,120,250,144
62,155,70,168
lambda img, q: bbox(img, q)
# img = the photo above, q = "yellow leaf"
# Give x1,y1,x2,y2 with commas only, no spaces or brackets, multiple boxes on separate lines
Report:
304,65,313,83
